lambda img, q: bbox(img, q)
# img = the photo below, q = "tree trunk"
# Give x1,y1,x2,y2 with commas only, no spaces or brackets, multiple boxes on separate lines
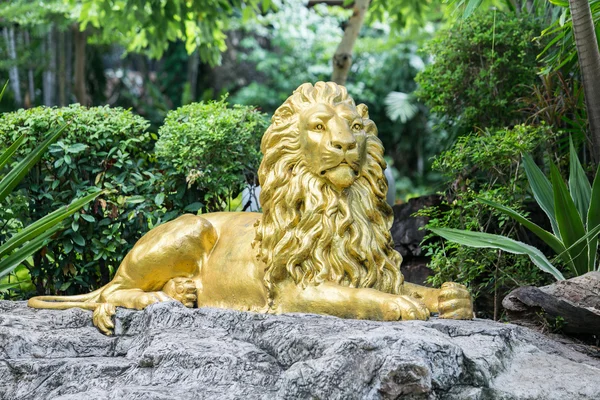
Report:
331,0,370,86
43,25,57,106
24,30,35,107
73,25,89,105
65,29,73,103
3,26,22,106
569,0,600,164
503,272,600,335
187,50,200,103
58,30,67,106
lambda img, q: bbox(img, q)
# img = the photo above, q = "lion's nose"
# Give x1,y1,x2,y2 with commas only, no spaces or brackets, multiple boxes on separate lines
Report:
331,132,357,152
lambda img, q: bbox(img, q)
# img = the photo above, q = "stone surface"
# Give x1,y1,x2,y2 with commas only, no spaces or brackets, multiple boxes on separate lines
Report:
503,271,600,335
1,300,600,400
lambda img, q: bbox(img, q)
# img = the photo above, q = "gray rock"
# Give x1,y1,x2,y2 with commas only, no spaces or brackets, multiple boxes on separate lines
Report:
1,300,599,400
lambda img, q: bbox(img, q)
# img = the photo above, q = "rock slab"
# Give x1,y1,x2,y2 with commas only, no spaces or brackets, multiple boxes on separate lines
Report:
1,300,599,400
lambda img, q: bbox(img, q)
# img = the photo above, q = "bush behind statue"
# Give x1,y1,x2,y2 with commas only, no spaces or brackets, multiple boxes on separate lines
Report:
418,124,560,318
415,11,543,138
155,97,269,213
0,105,157,296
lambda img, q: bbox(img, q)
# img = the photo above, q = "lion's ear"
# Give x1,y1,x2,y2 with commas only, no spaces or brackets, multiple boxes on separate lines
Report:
357,104,369,119
272,104,294,127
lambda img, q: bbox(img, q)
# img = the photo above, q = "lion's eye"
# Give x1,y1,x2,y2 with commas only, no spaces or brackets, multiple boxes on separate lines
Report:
315,123,324,131
352,123,363,131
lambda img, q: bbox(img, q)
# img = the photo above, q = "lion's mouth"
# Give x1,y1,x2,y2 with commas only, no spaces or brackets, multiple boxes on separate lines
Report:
321,161,359,178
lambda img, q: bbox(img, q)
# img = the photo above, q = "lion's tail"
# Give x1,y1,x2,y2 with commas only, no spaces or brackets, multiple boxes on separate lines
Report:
27,287,104,311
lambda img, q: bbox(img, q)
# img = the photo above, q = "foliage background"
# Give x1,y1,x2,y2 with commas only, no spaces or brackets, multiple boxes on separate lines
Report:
155,98,269,214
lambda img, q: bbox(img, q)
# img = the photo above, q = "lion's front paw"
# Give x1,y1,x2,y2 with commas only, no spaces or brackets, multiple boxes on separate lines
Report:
162,277,197,308
383,295,430,321
438,282,473,320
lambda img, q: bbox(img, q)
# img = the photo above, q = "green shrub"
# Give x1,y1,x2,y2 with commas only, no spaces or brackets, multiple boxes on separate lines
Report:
415,12,543,136
156,97,269,213
418,124,560,318
432,137,600,280
0,105,157,296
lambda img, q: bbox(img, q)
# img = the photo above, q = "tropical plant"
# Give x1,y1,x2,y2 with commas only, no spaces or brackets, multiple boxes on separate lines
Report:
0,83,101,290
418,124,557,318
431,137,600,280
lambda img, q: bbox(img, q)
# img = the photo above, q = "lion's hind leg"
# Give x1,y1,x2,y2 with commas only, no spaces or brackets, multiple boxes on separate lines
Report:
93,289,174,334
94,280,198,334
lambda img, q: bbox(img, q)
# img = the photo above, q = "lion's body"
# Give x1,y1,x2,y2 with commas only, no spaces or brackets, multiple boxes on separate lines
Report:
28,82,473,334
193,212,268,311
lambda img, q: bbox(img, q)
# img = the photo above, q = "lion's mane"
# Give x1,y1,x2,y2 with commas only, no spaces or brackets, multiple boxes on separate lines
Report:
254,82,404,301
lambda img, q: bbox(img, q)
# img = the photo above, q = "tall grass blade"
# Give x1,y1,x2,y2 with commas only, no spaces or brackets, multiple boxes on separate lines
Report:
0,282,20,291
587,162,600,271
0,134,25,171
0,190,102,258
568,137,591,221
551,161,588,275
0,124,67,203
0,224,63,279
463,0,483,19
522,153,560,238
0,81,7,101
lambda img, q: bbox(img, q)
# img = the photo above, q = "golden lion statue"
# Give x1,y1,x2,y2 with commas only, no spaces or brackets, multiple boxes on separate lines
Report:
29,82,473,334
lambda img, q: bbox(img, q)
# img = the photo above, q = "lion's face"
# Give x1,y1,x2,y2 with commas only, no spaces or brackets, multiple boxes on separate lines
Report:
298,102,368,189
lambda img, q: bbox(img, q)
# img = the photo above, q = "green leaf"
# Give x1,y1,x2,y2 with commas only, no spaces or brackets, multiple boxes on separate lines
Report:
184,202,203,212
72,232,85,247
81,214,95,223
556,221,600,264
242,5,254,23
67,143,88,154
551,161,588,276
522,153,560,238
586,162,600,271
548,0,569,7
0,282,20,292
568,137,591,222
63,240,73,254
0,80,7,101
430,227,565,280
463,0,483,19
154,192,165,206
0,134,26,171
127,195,146,204
0,124,67,203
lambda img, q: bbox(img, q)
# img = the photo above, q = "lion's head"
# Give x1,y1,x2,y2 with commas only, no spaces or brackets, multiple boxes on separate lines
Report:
255,82,403,300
